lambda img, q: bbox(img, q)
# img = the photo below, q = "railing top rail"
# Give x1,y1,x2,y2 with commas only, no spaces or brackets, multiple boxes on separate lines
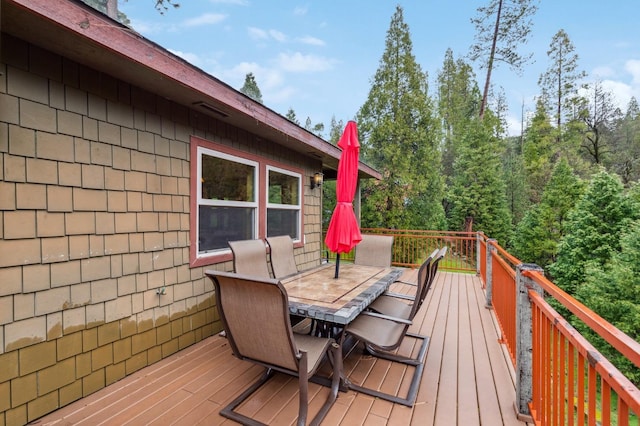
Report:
488,239,521,267
529,290,640,414
525,269,640,369
360,228,476,237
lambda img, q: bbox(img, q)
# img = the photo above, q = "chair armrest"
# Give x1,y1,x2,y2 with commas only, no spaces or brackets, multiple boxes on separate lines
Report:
360,310,413,325
393,279,417,287
382,291,414,300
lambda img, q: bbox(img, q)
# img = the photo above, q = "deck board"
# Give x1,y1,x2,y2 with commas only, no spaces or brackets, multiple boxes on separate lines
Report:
32,271,531,426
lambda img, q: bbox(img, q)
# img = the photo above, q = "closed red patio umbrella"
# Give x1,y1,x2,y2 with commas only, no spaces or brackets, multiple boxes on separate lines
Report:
324,121,362,278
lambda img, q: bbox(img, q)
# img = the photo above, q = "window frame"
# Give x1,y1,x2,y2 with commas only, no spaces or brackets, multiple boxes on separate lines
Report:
190,135,306,267
265,165,302,242
196,146,259,256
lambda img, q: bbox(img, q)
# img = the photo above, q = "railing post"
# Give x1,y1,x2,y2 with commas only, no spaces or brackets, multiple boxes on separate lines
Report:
485,238,496,308
515,263,543,422
476,232,481,276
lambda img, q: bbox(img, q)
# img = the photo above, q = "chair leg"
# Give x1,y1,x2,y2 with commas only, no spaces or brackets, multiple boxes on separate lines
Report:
219,368,275,426
309,342,342,426
346,333,430,407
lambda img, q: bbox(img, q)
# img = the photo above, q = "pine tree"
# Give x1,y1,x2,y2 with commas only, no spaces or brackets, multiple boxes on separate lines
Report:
447,117,512,244
356,5,445,230
522,97,557,203
538,29,587,136
285,108,300,125
548,170,635,295
469,0,539,119
611,97,640,184
240,72,263,104
437,49,481,185
575,221,640,386
512,158,584,268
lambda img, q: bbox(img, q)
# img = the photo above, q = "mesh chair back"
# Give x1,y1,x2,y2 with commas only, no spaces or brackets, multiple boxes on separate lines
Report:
419,246,447,305
407,248,439,320
354,234,394,267
208,271,300,372
228,239,271,278
266,235,298,278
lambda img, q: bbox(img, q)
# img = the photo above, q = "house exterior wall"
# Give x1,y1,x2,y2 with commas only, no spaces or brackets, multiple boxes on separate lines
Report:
0,34,323,425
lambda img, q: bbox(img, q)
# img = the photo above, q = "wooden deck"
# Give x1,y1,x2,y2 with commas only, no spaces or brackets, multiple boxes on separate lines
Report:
31,271,530,425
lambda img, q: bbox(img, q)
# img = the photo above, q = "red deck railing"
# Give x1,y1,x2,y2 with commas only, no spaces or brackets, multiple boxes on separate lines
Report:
324,229,640,425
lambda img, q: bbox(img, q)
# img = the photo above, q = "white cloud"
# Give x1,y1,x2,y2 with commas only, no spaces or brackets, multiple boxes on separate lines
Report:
505,114,522,137
601,79,634,109
588,59,640,111
626,59,640,85
269,30,287,43
248,27,287,42
183,13,227,27
275,52,335,72
168,49,202,67
298,36,325,46
248,27,268,40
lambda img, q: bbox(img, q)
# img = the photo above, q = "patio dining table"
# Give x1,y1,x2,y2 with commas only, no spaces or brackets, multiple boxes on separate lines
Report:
282,263,403,326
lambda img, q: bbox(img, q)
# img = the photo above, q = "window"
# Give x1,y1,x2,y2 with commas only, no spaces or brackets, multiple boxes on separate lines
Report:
197,147,258,254
267,166,301,240
190,136,306,267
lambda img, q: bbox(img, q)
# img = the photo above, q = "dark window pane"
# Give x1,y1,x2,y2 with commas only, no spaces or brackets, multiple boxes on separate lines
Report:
202,154,255,202
268,170,299,205
267,209,299,239
199,206,255,252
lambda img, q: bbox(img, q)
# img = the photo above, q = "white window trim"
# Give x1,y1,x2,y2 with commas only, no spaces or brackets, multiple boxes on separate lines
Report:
197,146,259,258
266,165,302,242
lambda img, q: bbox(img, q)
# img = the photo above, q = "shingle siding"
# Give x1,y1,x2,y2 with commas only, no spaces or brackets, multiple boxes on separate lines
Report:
0,33,322,425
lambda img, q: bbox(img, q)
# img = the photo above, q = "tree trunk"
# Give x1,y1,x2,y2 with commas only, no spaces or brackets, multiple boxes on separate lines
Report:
479,0,503,120
105,0,118,19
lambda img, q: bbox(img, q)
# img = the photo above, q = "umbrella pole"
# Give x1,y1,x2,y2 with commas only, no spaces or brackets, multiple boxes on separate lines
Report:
334,253,340,279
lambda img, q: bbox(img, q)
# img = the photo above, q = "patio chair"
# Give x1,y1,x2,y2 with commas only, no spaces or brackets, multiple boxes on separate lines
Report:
418,246,447,305
228,239,271,278
205,270,342,426
367,248,439,318
266,235,298,278
265,235,314,333
340,251,443,406
354,234,394,267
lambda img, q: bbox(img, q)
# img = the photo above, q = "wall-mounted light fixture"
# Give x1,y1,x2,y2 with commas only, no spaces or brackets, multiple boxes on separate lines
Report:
310,172,324,189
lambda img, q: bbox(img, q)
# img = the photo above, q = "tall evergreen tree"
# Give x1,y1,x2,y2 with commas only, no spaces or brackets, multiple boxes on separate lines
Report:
610,97,640,184
512,158,584,268
239,72,263,104
522,97,557,203
437,49,481,185
304,117,325,138
469,0,539,119
285,107,300,125
575,220,640,386
548,170,635,295
447,117,512,244
356,5,445,230
502,135,528,227
538,29,587,137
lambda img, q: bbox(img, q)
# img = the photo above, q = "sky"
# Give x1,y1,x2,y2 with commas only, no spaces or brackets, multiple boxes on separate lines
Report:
119,0,640,137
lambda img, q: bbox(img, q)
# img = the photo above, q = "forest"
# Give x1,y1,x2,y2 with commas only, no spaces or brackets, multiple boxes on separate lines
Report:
312,4,640,384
